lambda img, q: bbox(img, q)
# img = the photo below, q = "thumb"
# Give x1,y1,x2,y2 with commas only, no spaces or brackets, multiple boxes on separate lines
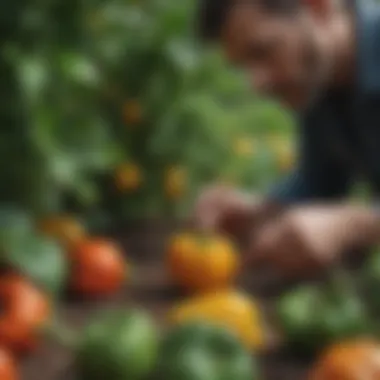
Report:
198,211,220,232
243,225,278,267
192,197,218,230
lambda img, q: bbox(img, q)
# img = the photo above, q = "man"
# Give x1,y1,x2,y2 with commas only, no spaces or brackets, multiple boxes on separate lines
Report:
194,0,380,278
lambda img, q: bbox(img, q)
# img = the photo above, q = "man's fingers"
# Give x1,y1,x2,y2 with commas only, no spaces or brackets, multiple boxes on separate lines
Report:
243,223,280,267
193,185,227,230
199,211,220,232
193,197,217,230
242,242,270,268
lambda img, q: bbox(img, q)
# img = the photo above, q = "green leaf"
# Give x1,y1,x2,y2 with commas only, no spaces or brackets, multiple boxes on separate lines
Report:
4,232,68,297
17,55,49,106
59,52,102,88
0,206,34,250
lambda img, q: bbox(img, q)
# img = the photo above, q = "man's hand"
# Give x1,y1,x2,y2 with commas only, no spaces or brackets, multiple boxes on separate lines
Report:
245,204,380,279
193,184,281,240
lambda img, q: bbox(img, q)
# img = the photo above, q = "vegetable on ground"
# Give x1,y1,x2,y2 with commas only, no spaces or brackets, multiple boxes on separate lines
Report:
168,289,265,350
308,338,380,380
0,274,50,354
49,308,158,380
0,346,18,380
167,233,239,293
69,238,128,297
157,321,259,380
276,272,370,353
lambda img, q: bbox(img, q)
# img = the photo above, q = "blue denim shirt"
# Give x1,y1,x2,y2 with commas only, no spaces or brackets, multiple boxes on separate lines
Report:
270,0,380,203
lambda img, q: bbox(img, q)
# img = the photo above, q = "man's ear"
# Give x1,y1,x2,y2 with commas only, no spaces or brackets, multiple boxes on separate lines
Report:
302,0,335,20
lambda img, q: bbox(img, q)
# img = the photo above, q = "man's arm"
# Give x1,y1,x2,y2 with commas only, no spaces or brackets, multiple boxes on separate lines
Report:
242,114,380,277
245,203,380,278
193,111,353,240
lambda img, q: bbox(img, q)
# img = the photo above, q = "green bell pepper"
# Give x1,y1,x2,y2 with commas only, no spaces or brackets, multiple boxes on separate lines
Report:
76,309,159,380
276,271,370,353
157,321,258,380
361,247,380,315
276,284,322,353
316,277,369,345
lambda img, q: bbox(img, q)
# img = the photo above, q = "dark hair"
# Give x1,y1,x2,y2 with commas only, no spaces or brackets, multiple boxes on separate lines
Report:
197,0,299,42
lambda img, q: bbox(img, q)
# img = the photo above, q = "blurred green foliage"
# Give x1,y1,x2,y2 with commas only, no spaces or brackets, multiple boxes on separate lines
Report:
1,0,295,226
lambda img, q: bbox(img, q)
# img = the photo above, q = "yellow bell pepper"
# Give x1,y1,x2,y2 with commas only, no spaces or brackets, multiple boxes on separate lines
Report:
168,289,265,351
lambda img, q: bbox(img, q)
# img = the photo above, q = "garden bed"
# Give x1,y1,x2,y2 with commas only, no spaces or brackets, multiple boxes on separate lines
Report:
21,219,356,380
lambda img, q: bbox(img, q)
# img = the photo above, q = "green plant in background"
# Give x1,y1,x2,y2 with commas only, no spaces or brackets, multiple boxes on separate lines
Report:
1,0,295,230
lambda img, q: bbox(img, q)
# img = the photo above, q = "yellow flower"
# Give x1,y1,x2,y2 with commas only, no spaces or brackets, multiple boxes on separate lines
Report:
233,137,256,156
276,145,295,172
165,166,187,199
123,100,143,126
115,163,142,192
265,134,295,172
38,216,86,249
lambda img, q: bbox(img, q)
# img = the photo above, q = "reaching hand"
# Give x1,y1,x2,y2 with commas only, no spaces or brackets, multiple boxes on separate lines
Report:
244,204,373,279
193,183,281,241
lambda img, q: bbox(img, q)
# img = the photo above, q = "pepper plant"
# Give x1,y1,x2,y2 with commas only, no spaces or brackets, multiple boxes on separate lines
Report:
1,0,295,228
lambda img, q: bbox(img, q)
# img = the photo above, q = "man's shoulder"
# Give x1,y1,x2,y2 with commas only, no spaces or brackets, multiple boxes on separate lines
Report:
356,0,380,93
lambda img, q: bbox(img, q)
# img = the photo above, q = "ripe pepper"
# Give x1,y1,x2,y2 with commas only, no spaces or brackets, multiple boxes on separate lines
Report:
168,289,265,350
276,271,370,354
308,338,380,380
69,238,127,298
0,346,18,380
157,321,259,380
167,233,239,293
0,274,50,355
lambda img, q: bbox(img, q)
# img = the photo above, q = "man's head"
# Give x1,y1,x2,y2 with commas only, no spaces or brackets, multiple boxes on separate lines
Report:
197,0,354,109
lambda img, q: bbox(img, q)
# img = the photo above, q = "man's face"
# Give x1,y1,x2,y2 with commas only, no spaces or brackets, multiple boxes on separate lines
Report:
221,3,331,109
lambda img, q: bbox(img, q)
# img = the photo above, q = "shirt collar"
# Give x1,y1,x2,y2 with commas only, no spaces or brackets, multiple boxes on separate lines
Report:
355,0,380,93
